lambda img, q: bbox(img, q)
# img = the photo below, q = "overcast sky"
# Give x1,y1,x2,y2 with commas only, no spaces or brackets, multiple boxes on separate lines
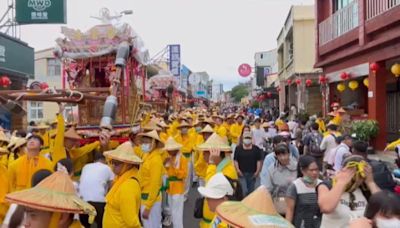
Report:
0,0,314,90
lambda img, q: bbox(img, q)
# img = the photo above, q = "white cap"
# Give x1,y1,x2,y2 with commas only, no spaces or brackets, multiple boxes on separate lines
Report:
198,173,234,199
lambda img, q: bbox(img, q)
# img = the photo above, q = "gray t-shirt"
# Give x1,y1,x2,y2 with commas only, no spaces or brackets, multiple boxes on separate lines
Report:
286,178,322,228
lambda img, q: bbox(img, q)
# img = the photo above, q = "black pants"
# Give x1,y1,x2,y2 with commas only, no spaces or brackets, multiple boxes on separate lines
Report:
79,202,106,228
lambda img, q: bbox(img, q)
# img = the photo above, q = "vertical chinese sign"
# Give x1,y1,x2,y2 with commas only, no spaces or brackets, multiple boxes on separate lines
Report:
168,44,181,76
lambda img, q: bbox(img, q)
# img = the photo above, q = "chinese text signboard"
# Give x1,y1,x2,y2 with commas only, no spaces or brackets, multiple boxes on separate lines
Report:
16,0,67,24
169,44,181,76
0,34,34,78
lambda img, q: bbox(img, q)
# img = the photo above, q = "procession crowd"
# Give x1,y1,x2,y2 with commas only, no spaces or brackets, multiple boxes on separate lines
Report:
0,103,399,228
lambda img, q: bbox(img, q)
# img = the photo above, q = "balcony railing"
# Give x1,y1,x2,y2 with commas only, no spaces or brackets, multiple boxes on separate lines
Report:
367,0,400,20
319,1,359,45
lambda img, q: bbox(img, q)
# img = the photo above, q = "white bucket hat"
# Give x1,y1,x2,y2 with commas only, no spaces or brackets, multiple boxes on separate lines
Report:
198,173,233,199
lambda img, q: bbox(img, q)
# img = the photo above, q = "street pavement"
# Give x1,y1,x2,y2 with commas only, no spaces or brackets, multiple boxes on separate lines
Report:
183,185,201,228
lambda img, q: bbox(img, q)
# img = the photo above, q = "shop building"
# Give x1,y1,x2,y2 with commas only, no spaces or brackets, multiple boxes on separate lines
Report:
277,5,322,115
315,0,400,149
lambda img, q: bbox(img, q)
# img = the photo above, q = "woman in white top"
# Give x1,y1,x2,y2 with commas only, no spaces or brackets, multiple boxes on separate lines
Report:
317,155,380,228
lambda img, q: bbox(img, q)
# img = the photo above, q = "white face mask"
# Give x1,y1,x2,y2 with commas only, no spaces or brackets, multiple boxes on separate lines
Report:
141,143,151,153
376,218,400,228
243,139,252,145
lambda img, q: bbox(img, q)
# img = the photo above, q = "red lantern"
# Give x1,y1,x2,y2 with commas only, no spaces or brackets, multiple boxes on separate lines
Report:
295,79,301,85
267,92,272,98
0,76,11,88
40,82,49,90
370,62,379,73
306,79,312,87
340,72,349,80
287,79,292,85
319,75,327,84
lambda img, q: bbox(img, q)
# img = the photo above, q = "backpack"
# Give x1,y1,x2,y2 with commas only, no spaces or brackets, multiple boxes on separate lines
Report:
309,132,323,157
369,159,396,192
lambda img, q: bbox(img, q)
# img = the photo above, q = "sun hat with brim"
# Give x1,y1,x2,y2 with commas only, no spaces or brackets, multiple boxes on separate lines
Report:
197,133,231,152
64,128,82,140
163,137,183,151
216,186,294,228
142,119,162,131
104,141,143,164
198,173,233,199
6,171,96,222
200,125,214,134
138,130,163,143
31,123,50,130
0,130,9,143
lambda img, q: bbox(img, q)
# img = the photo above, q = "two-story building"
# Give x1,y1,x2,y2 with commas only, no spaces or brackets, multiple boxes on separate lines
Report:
315,0,400,149
277,5,322,115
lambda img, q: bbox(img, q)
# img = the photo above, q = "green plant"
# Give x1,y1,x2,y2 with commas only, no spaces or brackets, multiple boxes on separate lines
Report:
350,120,379,142
251,101,260,108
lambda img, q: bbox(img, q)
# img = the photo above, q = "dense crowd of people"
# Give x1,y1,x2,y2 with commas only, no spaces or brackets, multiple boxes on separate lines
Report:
0,103,399,228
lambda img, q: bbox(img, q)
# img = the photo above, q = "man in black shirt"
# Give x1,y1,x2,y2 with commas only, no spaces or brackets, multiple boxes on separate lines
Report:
234,132,263,196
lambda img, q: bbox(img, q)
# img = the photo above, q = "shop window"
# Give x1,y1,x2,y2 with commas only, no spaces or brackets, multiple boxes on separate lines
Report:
47,58,61,76
29,101,43,121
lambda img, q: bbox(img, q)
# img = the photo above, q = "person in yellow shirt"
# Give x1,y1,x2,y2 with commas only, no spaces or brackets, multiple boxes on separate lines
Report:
31,123,51,156
0,130,9,168
163,137,188,228
175,121,197,198
196,133,238,228
103,141,143,228
229,115,244,153
0,147,9,224
138,130,164,228
6,170,96,228
7,135,52,192
194,125,214,187
6,137,27,167
213,115,228,138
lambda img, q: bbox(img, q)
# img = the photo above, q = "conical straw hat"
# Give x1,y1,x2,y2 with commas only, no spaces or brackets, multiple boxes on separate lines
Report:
31,123,50,130
142,119,161,131
104,141,143,164
216,186,294,228
6,171,96,219
200,125,214,134
0,130,9,143
64,127,82,140
138,130,163,143
0,147,9,155
197,133,231,152
177,121,191,128
201,118,215,125
157,121,168,128
9,137,27,152
163,137,182,151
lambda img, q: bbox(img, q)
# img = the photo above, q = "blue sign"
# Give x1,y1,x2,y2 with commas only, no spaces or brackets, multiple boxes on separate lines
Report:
196,90,206,96
264,66,272,77
181,65,191,77
169,44,181,76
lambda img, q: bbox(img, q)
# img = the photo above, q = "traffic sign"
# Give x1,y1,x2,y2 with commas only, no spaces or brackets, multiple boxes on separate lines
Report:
238,63,252,77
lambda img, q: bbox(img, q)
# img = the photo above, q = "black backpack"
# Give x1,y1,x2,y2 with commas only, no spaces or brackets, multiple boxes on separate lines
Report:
369,159,396,192
309,132,323,157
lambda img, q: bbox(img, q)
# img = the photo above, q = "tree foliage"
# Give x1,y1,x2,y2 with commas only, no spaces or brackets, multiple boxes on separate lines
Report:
230,84,249,102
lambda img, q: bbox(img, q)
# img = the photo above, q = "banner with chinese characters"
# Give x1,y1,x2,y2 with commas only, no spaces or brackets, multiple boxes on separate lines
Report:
16,0,67,24
168,44,181,76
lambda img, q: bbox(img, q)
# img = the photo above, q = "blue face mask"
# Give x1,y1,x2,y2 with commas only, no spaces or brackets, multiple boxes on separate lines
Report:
141,143,151,153
195,127,202,133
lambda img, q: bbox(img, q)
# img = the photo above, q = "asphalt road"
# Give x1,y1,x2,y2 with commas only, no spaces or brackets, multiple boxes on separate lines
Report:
183,185,201,228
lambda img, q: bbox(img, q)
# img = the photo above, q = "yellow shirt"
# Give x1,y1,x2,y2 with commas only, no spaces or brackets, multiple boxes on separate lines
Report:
68,141,101,178
0,164,8,224
194,151,208,179
103,168,141,228
7,154,52,192
316,118,326,133
229,123,244,144
385,138,400,151
139,149,164,210
214,125,228,138
165,154,188,195
175,134,196,157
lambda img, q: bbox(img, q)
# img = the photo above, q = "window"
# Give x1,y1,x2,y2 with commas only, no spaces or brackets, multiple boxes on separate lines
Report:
334,0,355,11
47,58,61,76
29,101,43,121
